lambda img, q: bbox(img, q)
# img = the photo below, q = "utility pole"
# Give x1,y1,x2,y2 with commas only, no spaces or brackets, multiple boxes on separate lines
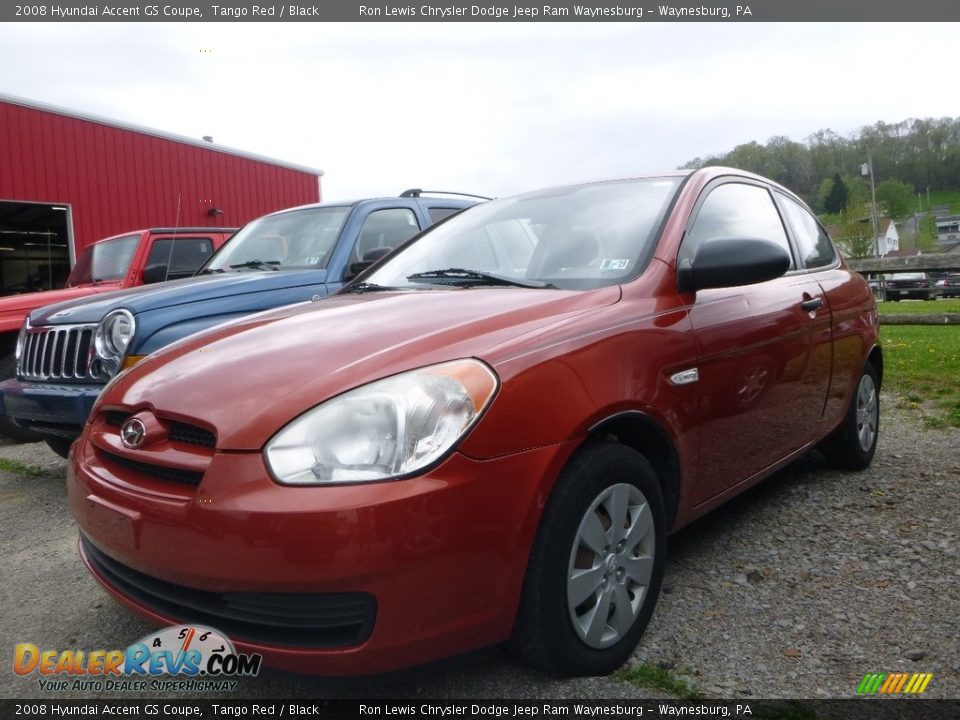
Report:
861,151,880,256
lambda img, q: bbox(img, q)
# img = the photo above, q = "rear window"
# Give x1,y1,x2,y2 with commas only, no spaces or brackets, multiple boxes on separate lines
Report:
889,273,925,280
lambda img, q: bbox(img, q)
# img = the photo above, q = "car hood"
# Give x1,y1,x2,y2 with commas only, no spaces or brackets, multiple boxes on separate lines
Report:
0,284,119,321
104,286,621,449
29,270,327,326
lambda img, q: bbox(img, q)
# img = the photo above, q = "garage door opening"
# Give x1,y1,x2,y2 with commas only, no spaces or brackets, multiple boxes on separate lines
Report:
0,200,73,296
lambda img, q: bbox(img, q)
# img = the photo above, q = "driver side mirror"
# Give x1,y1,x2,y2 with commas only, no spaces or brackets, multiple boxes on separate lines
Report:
677,238,791,294
142,263,169,284
344,247,393,282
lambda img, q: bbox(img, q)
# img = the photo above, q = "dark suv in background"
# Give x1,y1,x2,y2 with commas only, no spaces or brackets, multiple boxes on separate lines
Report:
937,274,960,298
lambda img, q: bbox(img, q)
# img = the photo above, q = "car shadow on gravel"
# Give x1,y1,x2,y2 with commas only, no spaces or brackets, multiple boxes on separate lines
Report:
665,449,829,559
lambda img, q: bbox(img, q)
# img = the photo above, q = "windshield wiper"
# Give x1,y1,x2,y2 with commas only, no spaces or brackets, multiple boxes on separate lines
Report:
343,282,407,294
228,260,281,271
406,268,554,289
197,267,225,275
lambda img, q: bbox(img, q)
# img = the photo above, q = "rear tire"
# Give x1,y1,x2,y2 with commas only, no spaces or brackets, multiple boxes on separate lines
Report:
0,352,43,443
509,443,666,676
821,361,880,470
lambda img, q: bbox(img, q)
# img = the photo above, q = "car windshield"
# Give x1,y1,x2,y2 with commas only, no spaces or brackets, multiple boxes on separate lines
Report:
202,206,351,273
364,178,683,291
67,234,140,285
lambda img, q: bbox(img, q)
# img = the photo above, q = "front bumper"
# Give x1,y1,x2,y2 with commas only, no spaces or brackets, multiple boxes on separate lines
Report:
0,378,103,438
68,426,573,675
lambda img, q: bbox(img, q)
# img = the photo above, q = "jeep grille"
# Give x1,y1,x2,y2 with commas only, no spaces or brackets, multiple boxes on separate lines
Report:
18,324,106,382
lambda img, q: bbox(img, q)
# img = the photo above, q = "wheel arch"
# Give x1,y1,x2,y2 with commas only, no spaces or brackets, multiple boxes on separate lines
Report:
0,330,17,357
585,410,681,531
866,343,883,390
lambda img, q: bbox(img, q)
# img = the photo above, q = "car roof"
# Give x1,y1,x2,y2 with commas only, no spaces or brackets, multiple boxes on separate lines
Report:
264,194,478,219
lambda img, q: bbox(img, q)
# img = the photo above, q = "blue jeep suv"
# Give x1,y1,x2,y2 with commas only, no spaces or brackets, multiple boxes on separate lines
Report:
1,191,480,456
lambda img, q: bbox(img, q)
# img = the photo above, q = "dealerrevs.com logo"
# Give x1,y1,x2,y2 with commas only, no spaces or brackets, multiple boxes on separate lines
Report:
14,625,262,692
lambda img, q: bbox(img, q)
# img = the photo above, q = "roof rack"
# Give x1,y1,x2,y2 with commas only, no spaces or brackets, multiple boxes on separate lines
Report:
399,189,492,201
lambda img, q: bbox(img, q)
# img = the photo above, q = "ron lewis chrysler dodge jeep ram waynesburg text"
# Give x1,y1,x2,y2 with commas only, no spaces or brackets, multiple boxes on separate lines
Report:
69,168,881,677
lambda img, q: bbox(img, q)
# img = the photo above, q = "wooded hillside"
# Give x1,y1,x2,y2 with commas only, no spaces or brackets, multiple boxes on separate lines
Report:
682,118,960,210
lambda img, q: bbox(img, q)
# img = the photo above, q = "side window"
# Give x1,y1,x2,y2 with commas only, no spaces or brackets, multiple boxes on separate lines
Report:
427,206,461,223
146,237,215,279
778,194,837,269
681,183,794,269
354,208,421,263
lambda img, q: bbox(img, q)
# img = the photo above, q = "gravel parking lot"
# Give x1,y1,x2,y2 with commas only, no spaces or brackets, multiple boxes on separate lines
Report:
1,395,957,701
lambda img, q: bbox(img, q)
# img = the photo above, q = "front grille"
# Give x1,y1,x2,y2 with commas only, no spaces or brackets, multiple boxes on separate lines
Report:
104,411,216,448
82,536,377,648
100,450,204,486
19,324,105,382
168,422,216,448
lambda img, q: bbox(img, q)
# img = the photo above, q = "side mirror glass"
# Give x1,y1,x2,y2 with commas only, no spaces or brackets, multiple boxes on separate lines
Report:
142,263,168,284
677,238,791,294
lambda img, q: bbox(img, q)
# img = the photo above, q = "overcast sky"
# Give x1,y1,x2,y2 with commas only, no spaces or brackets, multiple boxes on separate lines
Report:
1,22,956,201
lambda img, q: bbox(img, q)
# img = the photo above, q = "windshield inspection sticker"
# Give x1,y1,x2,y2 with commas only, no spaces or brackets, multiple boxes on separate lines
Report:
600,259,630,271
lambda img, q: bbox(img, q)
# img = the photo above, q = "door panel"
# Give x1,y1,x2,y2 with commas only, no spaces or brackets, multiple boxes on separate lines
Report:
689,275,831,502
678,181,833,505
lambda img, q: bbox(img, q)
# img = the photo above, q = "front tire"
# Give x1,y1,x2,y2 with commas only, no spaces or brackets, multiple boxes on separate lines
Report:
821,361,880,470
0,352,43,443
510,443,666,676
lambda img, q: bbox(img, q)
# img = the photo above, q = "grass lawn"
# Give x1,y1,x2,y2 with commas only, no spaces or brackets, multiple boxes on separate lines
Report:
879,324,960,428
924,189,960,213
877,299,960,315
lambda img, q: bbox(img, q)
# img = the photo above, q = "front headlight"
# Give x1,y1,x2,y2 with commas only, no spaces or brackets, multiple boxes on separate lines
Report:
265,359,498,485
94,309,135,375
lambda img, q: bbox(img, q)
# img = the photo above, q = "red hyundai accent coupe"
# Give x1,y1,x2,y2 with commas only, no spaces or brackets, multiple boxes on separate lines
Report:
68,167,881,676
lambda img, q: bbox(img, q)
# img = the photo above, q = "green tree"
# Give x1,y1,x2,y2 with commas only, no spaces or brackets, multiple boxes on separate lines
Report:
916,216,939,251
837,216,876,258
843,174,871,214
817,177,835,213
875,179,915,218
823,173,849,213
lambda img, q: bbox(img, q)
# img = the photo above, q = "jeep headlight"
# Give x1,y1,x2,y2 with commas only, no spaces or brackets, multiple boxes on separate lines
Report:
94,309,135,375
265,359,498,485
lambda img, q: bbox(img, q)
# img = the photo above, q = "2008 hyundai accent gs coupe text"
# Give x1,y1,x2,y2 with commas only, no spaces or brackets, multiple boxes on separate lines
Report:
68,167,881,677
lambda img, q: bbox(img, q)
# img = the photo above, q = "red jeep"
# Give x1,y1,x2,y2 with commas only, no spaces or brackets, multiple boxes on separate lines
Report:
0,227,234,440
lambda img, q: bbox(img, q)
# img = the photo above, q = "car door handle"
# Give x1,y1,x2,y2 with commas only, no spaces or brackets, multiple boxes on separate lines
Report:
800,297,823,312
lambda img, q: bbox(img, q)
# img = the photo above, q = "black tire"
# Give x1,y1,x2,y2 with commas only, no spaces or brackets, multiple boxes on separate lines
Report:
821,361,880,471
509,442,666,676
0,352,43,443
44,436,74,459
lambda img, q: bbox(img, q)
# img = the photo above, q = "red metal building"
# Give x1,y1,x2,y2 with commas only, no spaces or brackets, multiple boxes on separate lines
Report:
0,93,322,294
